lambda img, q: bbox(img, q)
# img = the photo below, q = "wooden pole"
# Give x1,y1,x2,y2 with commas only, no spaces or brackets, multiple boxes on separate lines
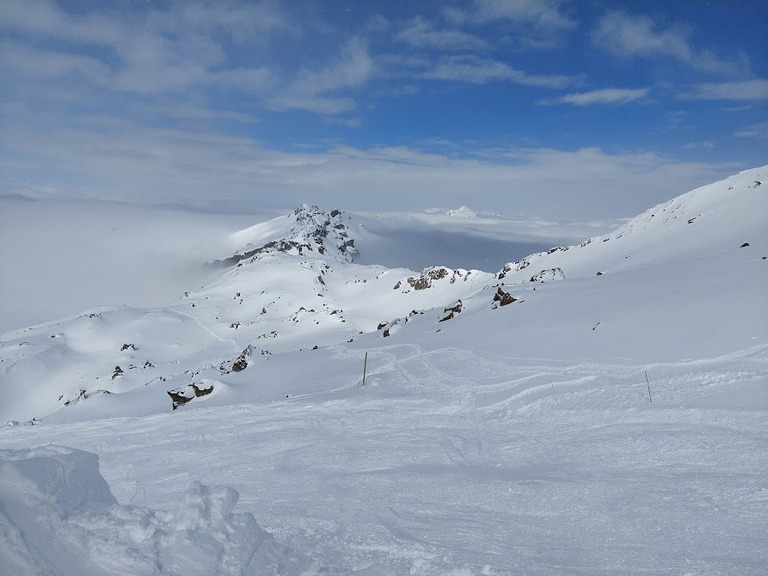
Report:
645,370,653,403
361,352,368,388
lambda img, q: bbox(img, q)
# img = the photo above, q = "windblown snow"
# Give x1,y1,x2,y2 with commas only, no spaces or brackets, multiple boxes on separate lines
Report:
1,167,767,575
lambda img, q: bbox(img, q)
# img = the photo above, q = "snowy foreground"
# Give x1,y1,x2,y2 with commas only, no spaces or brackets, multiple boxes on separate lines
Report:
1,167,767,575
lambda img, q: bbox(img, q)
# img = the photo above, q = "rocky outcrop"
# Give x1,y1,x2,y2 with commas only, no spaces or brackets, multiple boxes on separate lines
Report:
62,388,112,407
492,287,517,308
220,345,255,374
497,247,569,280
529,268,566,283
404,267,473,291
167,382,214,410
439,300,463,322
497,258,532,279
407,267,449,290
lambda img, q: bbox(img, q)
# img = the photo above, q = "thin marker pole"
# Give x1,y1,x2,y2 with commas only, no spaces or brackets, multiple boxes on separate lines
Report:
361,352,368,388
645,370,653,403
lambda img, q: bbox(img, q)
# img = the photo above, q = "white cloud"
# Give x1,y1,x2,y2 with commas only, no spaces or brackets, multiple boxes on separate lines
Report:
448,0,575,31
734,121,768,139
266,38,374,114
443,0,575,51
685,80,768,101
1,0,372,116
684,141,716,149
0,40,111,84
0,114,736,220
212,67,276,95
396,17,488,51
421,55,573,87
540,87,650,106
591,11,746,76
0,0,290,95
0,0,127,46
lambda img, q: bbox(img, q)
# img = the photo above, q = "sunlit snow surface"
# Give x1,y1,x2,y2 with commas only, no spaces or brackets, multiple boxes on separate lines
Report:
1,167,767,575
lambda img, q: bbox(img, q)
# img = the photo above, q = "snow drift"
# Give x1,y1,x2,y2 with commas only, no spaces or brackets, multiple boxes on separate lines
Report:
0,446,309,576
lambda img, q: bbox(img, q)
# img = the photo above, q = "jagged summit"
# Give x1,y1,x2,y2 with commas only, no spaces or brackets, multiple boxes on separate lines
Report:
214,204,358,267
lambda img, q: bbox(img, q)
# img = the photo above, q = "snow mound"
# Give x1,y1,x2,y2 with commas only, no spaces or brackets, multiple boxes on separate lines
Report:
0,446,310,576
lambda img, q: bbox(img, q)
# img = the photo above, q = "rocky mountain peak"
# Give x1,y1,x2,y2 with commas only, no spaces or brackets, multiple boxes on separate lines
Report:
215,205,358,267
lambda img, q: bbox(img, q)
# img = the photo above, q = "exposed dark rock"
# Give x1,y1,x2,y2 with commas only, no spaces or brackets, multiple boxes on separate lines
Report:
740,242,750,248
64,389,86,406
492,287,517,308
63,388,111,407
596,271,603,276
439,300,462,322
232,358,248,372
112,366,123,380
167,382,214,410
529,268,566,283
407,267,450,290
222,345,255,374
497,257,532,279
121,343,136,351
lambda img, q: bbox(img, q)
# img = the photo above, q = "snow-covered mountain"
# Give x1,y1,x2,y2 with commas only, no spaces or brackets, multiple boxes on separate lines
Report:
0,202,501,424
1,167,766,575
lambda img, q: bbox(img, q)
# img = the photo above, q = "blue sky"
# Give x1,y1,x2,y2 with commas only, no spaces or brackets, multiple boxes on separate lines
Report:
1,0,766,219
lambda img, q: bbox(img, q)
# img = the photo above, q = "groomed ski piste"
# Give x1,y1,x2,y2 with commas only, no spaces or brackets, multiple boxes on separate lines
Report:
1,167,767,575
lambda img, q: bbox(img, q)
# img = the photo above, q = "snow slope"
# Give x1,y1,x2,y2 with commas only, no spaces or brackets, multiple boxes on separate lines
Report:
1,167,767,575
